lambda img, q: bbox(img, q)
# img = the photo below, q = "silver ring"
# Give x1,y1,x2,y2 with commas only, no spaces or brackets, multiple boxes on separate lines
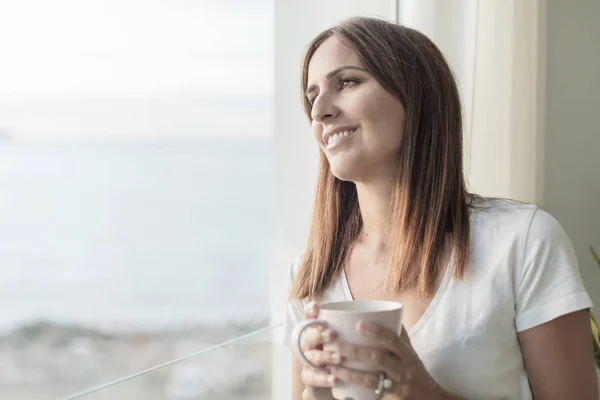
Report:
374,373,394,395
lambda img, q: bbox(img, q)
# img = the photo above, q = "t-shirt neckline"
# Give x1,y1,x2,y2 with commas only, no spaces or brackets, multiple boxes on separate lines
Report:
340,248,455,338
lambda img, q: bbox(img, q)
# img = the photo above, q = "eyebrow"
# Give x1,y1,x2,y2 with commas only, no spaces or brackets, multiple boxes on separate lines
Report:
305,66,368,96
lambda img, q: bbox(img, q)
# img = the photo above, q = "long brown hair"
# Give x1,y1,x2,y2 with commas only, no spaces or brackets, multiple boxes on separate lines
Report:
289,16,471,301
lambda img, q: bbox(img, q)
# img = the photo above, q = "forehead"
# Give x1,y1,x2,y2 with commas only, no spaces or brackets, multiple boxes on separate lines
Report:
307,35,363,84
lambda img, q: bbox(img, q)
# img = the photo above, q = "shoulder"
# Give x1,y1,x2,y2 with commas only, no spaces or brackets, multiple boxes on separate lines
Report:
468,197,536,251
469,197,568,248
470,197,538,226
466,197,576,275
287,249,305,286
280,250,307,347
286,248,347,303
461,198,591,331
525,206,571,247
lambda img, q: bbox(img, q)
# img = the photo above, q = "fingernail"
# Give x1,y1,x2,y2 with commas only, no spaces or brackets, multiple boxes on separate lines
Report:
321,329,335,342
356,321,367,332
328,375,337,385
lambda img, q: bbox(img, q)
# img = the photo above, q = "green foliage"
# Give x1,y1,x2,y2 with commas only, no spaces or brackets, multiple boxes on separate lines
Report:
591,246,600,267
591,247,600,369
594,337,600,369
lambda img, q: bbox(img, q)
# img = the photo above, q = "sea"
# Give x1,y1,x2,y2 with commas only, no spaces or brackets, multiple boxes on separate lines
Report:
0,139,273,334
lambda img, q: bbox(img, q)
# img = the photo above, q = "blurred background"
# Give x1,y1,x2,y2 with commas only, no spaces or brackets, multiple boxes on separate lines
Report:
0,0,598,399
0,0,274,398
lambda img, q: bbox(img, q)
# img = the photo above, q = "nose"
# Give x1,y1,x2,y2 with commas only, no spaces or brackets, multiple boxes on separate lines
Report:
310,92,340,122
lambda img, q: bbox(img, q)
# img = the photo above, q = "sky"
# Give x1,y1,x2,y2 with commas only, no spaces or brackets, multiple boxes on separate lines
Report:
0,0,273,140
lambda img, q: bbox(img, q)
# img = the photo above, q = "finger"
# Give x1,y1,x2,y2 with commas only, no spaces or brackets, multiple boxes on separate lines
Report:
304,301,320,319
305,348,343,366
330,366,379,389
331,367,413,399
332,342,397,372
301,366,337,388
302,387,333,400
301,326,323,351
399,325,411,341
302,327,336,351
356,321,403,354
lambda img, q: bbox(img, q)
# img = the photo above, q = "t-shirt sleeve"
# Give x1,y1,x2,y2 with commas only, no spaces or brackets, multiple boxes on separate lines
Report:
279,252,306,347
515,208,593,332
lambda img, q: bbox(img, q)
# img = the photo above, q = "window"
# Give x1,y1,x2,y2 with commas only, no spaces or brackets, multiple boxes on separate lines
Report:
0,1,273,398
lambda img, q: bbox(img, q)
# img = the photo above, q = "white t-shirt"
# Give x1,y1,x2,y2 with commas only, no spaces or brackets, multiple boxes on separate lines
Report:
280,198,593,400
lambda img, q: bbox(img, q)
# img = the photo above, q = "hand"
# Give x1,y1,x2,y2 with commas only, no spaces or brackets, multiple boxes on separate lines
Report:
299,301,342,400
328,321,449,400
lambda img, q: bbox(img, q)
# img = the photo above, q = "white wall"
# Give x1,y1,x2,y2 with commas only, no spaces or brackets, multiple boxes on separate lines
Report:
271,1,397,398
544,0,600,308
398,0,478,186
399,0,547,204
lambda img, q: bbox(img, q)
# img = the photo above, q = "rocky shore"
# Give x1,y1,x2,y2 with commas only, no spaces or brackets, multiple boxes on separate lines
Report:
0,320,273,399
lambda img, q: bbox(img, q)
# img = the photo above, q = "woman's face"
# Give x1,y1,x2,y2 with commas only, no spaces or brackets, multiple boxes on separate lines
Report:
306,35,406,183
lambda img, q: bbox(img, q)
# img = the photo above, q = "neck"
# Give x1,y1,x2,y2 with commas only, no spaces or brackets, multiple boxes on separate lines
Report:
355,174,396,251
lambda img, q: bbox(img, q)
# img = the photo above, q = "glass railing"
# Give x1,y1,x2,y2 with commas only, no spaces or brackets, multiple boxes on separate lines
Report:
56,323,282,400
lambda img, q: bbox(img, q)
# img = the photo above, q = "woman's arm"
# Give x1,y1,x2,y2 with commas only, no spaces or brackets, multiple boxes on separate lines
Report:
518,310,598,399
443,311,598,400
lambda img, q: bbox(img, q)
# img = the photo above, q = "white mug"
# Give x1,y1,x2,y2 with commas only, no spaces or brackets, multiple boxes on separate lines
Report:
291,300,403,400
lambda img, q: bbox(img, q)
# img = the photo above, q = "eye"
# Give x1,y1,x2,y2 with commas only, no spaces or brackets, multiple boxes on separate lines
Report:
339,77,360,89
307,78,360,107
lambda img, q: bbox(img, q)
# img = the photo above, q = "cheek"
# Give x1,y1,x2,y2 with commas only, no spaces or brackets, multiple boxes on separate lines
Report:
311,121,323,144
362,99,405,147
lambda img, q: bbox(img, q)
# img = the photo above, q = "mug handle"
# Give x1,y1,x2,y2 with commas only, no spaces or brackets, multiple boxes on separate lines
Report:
291,318,329,373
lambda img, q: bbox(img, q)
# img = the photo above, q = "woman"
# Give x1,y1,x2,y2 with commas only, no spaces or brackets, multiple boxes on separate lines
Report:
284,18,598,400
280,16,597,400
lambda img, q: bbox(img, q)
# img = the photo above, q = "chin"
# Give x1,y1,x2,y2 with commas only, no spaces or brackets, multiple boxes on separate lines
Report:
326,149,371,182
329,161,361,182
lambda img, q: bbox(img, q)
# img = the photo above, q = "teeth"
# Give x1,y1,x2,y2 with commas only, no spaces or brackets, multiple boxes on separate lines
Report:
326,128,356,147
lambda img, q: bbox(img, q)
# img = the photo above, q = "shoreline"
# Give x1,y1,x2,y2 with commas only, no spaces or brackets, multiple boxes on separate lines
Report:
0,319,274,400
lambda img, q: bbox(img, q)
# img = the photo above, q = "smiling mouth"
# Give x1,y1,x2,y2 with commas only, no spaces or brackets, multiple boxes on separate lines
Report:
326,128,358,150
